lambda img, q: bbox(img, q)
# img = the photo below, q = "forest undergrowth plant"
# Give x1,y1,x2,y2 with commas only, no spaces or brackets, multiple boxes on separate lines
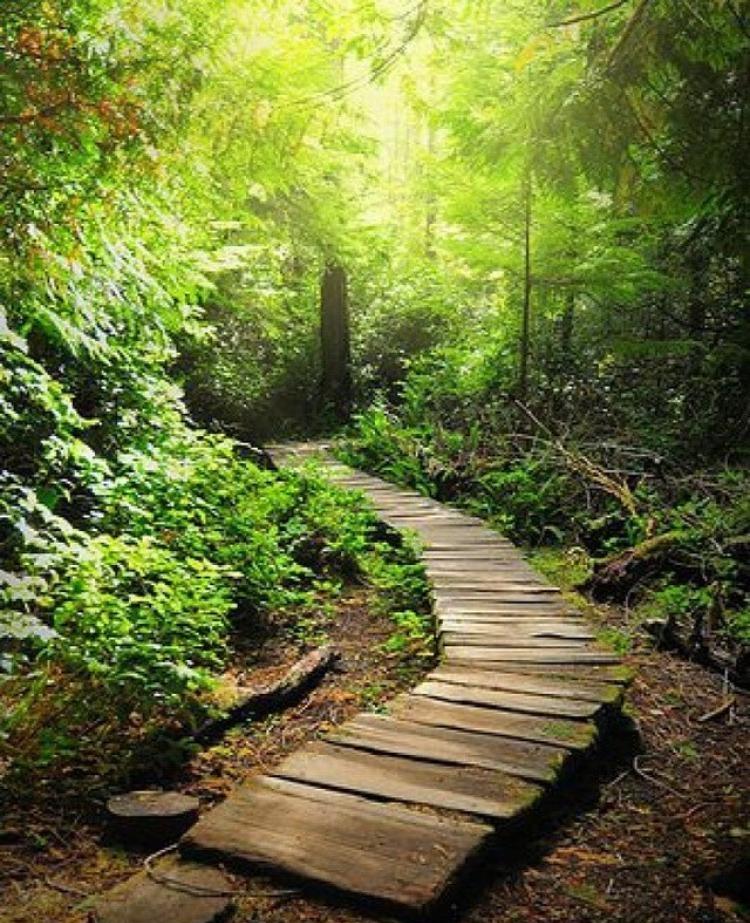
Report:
0,423,431,804
341,350,750,678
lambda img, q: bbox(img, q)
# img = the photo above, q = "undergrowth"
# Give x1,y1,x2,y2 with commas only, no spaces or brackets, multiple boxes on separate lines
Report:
0,428,430,805
338,349,750,661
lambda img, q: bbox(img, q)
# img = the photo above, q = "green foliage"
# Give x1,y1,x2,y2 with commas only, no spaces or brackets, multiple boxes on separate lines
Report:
44,536,233,703
2,0,748,798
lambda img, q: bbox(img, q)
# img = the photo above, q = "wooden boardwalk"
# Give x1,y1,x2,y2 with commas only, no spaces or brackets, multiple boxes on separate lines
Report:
181,443,629,916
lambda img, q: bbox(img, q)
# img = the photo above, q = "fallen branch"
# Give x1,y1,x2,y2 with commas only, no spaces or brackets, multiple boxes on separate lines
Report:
512,399,639,516
697,698,736,724
581,532,681,599
193,645,340,745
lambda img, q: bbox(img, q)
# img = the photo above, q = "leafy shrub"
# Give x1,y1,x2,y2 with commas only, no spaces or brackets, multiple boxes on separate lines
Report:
342,343,750,650
43,536,233,704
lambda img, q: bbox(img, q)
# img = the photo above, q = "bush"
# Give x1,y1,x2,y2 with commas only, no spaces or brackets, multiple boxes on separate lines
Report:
44,535,233,705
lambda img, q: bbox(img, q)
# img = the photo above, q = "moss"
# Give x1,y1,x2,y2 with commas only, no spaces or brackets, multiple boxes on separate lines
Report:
540,720,597,748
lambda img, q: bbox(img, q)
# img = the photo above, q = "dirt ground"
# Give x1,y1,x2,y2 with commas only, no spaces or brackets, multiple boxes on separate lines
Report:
1,593,748,923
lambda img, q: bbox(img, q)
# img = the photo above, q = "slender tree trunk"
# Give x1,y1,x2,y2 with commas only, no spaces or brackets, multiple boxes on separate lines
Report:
424,120,436,258
561,291,574,359
518,169,532,401
320,263,352,422
552,291,575,418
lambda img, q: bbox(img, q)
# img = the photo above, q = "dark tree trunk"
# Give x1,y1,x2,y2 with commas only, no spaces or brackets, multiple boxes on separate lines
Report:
320,263,352,421
561,291,574,358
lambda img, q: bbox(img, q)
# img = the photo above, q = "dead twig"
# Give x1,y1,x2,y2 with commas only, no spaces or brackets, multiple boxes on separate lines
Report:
43,875,90,898
697,697,736,724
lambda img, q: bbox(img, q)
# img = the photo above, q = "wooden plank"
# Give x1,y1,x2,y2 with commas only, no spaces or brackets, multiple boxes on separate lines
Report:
429,666,624,705
431,578,543,588
427,565,529,573
415,530,510,542
383,515,483,526
390,695,597,749
372,502,442,513
413,679,600,719
427,568,546,578
441,632,594,649
381,510,466,519
437,622,591,636
430,574,552,584
439,625,590,640
92,857,234,923
433,572,542,580
432,587,559,597
439,620,594,639
422,538,517,546
182,777,491,914
433,588,561,600
440,661,633,684
327,714,564,782
432,572,537,579
273,742,543,821
442,645,621,665
424,553,520,562
436,604,577,617
431,580,545,590
435,601,575,616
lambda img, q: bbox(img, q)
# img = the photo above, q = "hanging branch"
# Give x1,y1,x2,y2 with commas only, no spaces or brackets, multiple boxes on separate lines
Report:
548,0,631,28
606,0,653,69
287,0,428,109
512,399,639,516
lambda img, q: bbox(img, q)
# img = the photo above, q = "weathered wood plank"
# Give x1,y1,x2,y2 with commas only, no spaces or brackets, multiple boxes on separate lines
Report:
327,714,564,782
433,588,563,600
438,620,594,639
181,777,492,914
441,632,594,649
435,601,576,617
440,661,633,684
431,561,531,570
430,666,623,704
273,741,543,821
430,580,556,592
442,645,622,665
390,695,597,749
92,856,234,923
413,679,600,719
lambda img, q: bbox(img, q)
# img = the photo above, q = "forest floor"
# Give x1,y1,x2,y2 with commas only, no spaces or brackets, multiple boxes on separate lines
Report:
1,578,748,923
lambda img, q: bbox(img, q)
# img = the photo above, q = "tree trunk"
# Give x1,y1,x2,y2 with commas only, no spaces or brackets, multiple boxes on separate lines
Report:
320,263,352,421
561,291,574,358
424,119,436,258
518,170,532,401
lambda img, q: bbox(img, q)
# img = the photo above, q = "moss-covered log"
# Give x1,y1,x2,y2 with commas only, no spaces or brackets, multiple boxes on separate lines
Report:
581,531,683,600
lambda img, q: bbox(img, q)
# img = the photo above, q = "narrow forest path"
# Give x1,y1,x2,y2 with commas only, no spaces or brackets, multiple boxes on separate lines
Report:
179,443,631,917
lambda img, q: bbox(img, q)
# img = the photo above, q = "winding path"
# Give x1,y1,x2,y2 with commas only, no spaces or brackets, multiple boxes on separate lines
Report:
180,443,630,917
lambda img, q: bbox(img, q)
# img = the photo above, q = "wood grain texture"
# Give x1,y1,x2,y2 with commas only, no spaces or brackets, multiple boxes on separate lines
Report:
391,694,597,749
327,713,564,782
181,777,491,914
272,741,543,820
